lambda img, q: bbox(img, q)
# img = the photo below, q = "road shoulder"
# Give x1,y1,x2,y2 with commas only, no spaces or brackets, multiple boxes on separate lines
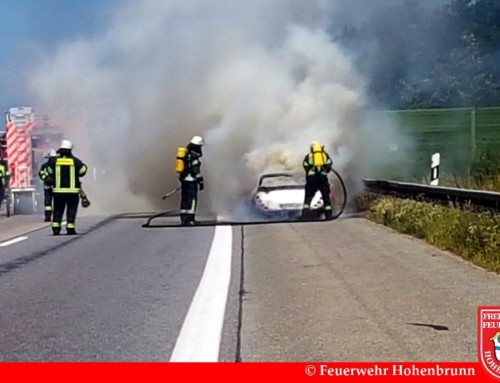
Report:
0,216,50,243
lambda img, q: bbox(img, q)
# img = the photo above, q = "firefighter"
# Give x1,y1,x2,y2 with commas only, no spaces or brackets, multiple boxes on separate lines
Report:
38,149,58,222
0,159,9,211
302,141,333,220
46,139,88,235
179,135,205,226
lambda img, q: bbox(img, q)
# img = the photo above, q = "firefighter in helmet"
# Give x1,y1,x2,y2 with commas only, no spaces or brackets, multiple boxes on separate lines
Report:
46,139,88,235
179,135,205,226
0,159,9,211
38,149,58,222
302,141,334,219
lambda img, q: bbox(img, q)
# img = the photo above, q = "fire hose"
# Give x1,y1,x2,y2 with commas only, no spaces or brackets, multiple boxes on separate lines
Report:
142,169,347,228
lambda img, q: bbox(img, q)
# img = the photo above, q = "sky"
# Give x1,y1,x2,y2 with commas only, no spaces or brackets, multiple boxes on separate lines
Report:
0,0,452,111
0,0,453,213
0,0,122,110
0,0,449,110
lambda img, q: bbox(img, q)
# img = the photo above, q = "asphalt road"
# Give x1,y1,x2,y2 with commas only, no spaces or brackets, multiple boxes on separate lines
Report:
0,214,499,361
0,217,240,361
241,218,500,361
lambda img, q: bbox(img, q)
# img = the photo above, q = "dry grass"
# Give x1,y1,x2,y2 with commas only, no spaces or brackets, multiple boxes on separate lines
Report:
368,197,500,272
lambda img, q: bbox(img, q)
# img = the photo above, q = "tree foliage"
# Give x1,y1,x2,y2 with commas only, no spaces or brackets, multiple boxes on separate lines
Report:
338,0,500,109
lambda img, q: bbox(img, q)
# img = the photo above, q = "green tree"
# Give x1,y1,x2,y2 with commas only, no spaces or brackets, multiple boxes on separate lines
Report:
337,0,500,109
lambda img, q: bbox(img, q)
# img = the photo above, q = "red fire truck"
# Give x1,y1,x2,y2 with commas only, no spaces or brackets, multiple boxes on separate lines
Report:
4,106,64,214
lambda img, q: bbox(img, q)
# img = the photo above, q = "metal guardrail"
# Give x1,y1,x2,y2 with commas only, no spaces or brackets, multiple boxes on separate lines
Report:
363,179,500,210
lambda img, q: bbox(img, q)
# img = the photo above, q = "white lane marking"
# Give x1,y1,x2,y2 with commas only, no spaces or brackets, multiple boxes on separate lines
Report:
0,236,29,247
170,225,233,362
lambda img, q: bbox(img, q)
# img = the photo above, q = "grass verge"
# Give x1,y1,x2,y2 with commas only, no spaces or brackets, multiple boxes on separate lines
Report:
367,197,500,272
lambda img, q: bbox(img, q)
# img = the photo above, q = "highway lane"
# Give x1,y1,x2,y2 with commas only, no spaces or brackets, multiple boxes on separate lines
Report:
0,217,241,361
0,215,49,243
0,216,115,270
240,218,500,361
1,214,499,362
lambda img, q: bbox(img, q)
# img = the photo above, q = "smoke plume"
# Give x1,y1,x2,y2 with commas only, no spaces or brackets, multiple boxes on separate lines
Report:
29,0,381,215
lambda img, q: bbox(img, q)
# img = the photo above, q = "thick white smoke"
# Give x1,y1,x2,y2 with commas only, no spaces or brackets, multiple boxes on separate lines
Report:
29,0,370,215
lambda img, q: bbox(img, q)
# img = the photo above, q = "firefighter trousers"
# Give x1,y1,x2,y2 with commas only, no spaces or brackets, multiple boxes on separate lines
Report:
43,186,53,221
302,176,332,219
52,193,80,234
180,181,198,225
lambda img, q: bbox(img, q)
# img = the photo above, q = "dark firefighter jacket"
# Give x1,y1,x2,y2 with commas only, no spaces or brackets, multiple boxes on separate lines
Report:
38,161,53,188
180,146,203,184
46,153,88,193
303,151,333,178
0,161,9,189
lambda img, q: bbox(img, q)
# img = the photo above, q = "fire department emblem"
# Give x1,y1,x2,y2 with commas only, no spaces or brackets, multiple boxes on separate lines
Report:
478,306,500,380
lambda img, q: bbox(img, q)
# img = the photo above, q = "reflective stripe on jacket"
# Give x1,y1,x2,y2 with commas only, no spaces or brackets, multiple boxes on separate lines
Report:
47,156,88,193
39,162,51,187
181,151,203,182
303,152,333,177
0,163,9,187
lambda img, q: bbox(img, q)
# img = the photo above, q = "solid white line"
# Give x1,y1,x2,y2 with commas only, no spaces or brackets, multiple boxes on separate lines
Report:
170,225,233,362
0,236,29,247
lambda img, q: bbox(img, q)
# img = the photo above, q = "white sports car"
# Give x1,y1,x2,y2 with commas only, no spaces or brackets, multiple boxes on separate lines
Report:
250,173,324,218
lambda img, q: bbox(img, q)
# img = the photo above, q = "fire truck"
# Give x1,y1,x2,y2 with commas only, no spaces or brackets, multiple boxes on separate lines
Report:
4,106,64,215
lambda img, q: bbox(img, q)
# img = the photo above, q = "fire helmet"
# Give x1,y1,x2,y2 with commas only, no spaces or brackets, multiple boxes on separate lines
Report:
190,135,205,146
60,139,74,150
45,149,57,158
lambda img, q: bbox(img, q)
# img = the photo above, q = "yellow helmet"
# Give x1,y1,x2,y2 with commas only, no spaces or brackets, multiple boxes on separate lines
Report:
310,141,322,152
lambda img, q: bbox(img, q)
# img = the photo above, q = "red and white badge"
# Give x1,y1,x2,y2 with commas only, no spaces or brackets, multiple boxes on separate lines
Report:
479,306,500,380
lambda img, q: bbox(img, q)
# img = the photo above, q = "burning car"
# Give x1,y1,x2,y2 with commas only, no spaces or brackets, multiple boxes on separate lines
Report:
250,173,323,218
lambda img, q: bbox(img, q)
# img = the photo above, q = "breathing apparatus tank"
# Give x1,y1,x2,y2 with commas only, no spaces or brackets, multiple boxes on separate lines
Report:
175,147,187,173
311,142,325,167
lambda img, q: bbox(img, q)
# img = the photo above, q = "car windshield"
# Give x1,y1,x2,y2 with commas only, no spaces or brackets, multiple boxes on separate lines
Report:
260,175,302,187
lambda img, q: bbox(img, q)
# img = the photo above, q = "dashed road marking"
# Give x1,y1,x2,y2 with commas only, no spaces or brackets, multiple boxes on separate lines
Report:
0,236,29,247
170,225,233,362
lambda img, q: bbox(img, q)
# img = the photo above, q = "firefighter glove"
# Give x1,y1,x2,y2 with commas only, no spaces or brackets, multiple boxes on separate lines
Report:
199,179,205,191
